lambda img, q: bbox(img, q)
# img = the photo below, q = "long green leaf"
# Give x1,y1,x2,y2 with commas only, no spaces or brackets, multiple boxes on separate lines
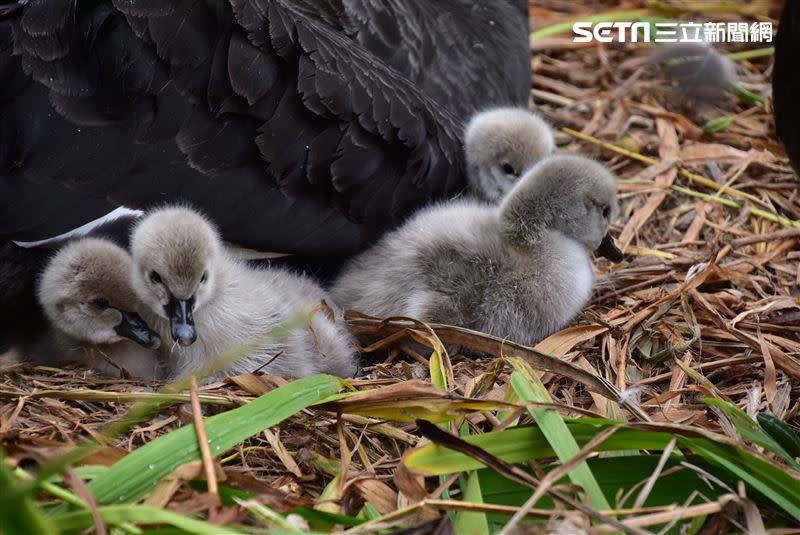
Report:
702,398,800,470
758,412,800,458
453,470,490,535
52,504,243,534
88,374,342,504
474,456,728,510
404,424,671,474
0,449,57,535
509,365,610,510
403,421,800,520
679,436,800,521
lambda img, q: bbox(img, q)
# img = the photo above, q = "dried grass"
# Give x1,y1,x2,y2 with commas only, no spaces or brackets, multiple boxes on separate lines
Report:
1,0,798,532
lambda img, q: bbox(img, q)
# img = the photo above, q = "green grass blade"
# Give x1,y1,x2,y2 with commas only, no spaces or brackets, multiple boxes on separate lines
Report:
453,421,489,534
235,498,303,531
702,116,733,134
0,450,57,535
88,374,342,504
403,421,800,520
453,470,490,535
678,436,800,521
289,507,362,529
358,502,382,521
729,82,766,105
702,398,800,469
509,364,611,510
51,504,244,534
474,456,728,510
404,424,671,475
428,341,449,391
758,412,800,458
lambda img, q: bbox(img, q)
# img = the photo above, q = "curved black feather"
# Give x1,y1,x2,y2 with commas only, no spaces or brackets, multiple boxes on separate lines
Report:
1,0,530,257
293,0,531,118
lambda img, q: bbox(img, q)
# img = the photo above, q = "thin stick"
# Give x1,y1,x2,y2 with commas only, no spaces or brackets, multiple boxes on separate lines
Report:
729,228,800,248
595,495,738,533
725,47,774,62
190,375,218,496
65,469,107,535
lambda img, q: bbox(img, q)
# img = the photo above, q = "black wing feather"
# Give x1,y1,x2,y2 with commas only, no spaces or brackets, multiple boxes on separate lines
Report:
1,0,529,257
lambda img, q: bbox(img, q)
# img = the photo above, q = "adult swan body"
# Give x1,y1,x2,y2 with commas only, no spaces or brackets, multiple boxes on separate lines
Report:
0,0,531,256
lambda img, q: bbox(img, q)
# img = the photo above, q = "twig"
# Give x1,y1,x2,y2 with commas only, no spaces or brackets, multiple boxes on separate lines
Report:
594,495,738,533
729,229,800,248
725,47,774,62
65,469,107,535
190,375,218,496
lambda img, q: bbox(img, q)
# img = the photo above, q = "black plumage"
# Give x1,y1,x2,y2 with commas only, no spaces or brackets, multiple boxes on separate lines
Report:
0,0,531,256
0,0,531,352
773,0,800,173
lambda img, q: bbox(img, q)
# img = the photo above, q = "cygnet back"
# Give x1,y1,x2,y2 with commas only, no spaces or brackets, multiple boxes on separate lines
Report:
333,154,622,346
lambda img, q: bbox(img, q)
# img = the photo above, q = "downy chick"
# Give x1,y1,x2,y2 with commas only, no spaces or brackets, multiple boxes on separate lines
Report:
37,238,162,378
649,42,736,105
332,154,623,346
129,207,358,381
464,107,555,203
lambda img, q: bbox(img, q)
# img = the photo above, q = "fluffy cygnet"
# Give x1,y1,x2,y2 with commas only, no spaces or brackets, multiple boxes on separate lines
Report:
129,207,358,381
649,42,736,104
464,107,555,203
37,238,163,378
332,154,624,346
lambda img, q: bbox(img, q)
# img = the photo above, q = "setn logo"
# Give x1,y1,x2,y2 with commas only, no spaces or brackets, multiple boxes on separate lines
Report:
573,22,651,43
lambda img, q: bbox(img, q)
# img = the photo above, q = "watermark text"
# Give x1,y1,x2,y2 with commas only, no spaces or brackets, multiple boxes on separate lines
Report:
572,21,773,43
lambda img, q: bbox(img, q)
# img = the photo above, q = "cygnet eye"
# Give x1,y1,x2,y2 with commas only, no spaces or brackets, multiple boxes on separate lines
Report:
150,271,162,284
500,162,517,176
200,271,208,283
92,298,110,309
602,205,611,219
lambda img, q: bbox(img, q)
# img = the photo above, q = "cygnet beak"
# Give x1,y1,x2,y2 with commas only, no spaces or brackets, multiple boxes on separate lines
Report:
114,309,161,349
595,232,625,263
168,295,197,346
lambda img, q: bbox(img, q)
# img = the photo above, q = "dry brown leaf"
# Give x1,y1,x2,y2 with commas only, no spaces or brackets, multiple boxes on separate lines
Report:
225,373,287,396
316,380,515,423
535,325,608,357
354,478,398,515
679,143,777,165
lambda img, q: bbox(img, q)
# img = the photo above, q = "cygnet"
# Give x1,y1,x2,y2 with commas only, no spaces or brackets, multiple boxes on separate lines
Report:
37,238,162,378
129,207,358,381
332,154,624,346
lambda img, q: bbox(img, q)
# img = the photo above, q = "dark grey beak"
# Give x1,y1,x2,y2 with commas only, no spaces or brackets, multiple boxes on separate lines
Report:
595,232,625,263
114,310,161,349
168,295,196,346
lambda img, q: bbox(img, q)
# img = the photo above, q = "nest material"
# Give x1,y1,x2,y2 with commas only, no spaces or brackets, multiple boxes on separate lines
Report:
1,0,798,532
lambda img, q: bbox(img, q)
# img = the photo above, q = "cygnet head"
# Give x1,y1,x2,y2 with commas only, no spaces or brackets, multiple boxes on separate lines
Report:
499,154,624,262
130,207,222,347
464,107,555,203
38,238,161,349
